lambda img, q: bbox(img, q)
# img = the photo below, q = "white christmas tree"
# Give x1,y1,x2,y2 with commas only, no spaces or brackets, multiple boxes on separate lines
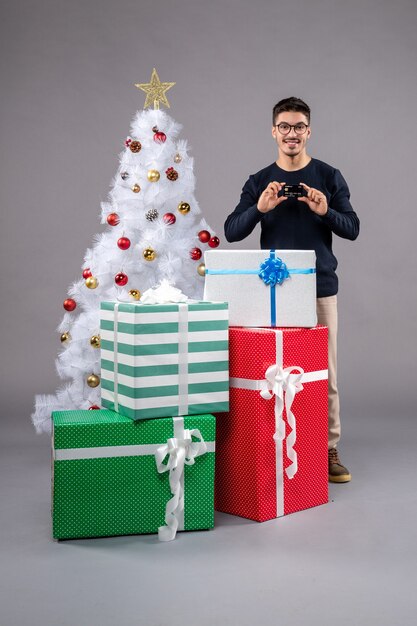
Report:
32,69,220,434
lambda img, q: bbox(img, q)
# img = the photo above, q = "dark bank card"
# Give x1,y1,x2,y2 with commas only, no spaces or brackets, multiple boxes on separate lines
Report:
282,184,305,198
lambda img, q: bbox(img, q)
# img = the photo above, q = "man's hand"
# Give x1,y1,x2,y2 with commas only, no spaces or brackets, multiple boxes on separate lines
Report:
298,183,328,216
257,181,287,213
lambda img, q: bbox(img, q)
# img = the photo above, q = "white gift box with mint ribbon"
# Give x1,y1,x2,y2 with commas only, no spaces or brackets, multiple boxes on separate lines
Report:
100,286,229,421
203,249,317,328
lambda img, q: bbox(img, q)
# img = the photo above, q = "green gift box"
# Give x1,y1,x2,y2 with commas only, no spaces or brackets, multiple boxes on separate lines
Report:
52,410,216,541
100,301,229,420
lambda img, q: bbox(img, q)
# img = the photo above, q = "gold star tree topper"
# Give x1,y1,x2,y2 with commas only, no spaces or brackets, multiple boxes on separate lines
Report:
135,68,175,110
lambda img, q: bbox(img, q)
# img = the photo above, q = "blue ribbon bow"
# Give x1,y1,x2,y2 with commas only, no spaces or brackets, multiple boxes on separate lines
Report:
259,255,290,286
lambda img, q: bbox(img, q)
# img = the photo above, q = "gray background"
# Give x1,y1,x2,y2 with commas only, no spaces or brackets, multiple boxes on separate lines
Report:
1,0,417,624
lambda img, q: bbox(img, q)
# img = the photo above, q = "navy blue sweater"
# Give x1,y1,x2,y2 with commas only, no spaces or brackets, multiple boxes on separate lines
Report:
224,158,360,297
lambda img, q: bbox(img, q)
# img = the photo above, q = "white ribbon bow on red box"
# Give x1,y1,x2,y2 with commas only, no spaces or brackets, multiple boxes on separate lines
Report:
260,364,305,479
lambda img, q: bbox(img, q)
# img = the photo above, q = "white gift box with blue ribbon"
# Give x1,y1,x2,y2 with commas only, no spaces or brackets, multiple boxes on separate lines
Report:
203,250,317,328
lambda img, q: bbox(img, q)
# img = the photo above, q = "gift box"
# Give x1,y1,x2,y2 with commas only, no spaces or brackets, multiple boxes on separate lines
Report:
203,249,317,327
215,326,328,522
100,301,229,420
52,409,216,541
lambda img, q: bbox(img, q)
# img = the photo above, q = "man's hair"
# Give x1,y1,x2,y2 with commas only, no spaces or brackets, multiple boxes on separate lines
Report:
272,97,311,125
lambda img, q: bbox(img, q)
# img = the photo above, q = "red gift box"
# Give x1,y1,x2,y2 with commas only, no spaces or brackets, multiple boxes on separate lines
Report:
215,326,328,522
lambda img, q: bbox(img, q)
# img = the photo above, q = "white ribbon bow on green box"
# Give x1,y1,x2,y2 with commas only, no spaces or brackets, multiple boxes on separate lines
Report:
155,416,208,541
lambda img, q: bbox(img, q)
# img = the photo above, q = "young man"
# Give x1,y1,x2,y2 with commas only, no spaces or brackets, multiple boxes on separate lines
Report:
224,97,359,483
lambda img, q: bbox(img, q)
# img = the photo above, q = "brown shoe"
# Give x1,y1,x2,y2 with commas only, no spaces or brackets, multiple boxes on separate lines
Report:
328,448,351,483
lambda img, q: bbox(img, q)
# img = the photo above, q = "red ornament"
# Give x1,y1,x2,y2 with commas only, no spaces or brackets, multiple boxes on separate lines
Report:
124,137,132,147
88,405,100,410
154,131,167,144
208,236,220,248
163,212,176,225
198,230,211,243
115,272,128,286
117,236,131,250
107,213,120,226
63,298,76,312
82,268,92,279
190,247,202,261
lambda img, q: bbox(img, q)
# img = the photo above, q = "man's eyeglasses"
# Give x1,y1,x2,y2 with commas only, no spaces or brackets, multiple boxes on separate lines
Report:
275,123,309,135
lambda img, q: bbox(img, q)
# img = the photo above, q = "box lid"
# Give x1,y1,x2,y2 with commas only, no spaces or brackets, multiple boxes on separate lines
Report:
52,409,215,450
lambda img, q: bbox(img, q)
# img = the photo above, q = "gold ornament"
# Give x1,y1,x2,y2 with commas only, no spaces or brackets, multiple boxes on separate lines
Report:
147,169,160,182
85,276,99,289
197,263,206,277
178,201,191,214
87,374,100,388
90,335,101,348
132,183,141,193
143,247,156,261
60,331,71,343
129,289,141,300
174,153,182,163
135,68,175,110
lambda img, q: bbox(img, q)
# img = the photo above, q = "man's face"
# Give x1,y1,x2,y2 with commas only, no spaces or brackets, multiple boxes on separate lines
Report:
272,111,311,157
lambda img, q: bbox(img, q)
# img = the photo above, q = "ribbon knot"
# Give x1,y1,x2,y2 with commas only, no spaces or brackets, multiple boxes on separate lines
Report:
259,255,290,287
155,426,207,541
260,365,304,478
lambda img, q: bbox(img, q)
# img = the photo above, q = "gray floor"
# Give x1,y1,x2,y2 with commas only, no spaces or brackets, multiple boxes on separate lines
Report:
1,412,417,626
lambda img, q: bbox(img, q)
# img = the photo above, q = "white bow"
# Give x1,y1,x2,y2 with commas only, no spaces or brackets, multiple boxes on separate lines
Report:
155,428,207,541
260,365,304,479
140,279,189,304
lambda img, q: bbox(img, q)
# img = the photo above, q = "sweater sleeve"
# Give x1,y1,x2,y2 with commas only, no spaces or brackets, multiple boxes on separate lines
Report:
321,169,360,241
224,175,263,242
